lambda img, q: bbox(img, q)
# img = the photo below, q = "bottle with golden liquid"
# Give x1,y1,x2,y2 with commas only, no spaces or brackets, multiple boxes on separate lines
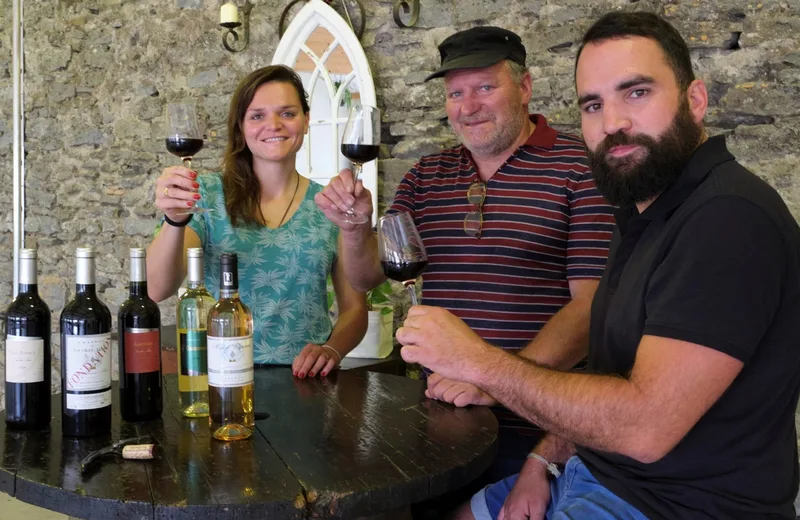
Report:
177,248,215,417
207,253,254,441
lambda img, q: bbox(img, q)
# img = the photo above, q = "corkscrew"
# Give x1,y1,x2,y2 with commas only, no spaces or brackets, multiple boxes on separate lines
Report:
79,436,155,474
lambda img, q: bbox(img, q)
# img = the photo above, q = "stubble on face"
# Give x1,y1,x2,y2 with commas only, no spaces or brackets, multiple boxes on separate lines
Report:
446,63,529,159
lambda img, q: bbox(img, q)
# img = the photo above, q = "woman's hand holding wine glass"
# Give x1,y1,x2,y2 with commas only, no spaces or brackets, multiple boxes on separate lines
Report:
154,166,202,223
160,102,209,219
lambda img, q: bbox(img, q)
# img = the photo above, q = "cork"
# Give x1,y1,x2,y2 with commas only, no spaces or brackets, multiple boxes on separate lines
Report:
121,444,155,460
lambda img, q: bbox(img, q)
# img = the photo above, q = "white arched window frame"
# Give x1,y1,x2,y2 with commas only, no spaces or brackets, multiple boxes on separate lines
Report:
273,0,378,225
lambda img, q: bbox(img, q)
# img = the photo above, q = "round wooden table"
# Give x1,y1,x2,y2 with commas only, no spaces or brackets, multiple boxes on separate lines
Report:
0,369,498,519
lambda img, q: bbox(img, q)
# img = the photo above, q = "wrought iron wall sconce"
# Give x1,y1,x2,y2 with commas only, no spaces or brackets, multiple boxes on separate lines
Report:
220,0,253,53
393,0,420,28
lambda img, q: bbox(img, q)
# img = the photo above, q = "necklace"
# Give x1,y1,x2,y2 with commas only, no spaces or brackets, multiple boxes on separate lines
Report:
274,171,300,228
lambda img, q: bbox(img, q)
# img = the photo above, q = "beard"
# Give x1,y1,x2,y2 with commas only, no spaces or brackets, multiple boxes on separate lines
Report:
586,100,703,207
452,108,527,158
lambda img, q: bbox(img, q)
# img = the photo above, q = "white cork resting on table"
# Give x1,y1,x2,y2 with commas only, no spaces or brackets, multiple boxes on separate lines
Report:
122,444,155,460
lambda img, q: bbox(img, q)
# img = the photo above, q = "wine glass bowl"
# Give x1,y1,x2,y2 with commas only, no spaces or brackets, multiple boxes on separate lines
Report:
166,102,208,215
378,213,427,305
340,103,380,225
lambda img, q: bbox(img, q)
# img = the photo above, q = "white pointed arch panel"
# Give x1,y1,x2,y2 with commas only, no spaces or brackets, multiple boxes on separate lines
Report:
273,0,378,225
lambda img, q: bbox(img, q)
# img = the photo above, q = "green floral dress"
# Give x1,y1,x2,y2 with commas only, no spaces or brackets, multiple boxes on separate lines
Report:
187,173,339,364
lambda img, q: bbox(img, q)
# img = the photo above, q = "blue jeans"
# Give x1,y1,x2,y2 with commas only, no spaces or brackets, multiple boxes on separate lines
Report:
470,456,648,520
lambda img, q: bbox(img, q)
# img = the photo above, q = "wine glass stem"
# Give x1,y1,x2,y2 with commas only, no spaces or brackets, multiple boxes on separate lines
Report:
346,162,362,217
183,157,192,169
406,283,418,306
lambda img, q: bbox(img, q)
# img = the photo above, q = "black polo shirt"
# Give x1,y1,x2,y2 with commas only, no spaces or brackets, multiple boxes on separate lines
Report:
577,136,800,519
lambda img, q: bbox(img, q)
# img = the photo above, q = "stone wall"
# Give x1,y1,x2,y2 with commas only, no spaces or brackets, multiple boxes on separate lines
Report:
0,0,798,404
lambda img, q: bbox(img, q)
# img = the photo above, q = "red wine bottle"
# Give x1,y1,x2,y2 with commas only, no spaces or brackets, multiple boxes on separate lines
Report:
118,248,162,422
60,247,112,437
4,249,51,430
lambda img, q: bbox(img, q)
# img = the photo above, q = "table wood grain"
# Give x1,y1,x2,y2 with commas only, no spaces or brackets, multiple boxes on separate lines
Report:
0,369,498,519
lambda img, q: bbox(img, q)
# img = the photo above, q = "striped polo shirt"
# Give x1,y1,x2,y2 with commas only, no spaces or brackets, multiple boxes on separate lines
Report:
389,114,615,351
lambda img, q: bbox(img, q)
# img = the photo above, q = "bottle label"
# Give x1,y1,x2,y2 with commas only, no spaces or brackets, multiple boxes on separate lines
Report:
5,335,44,383
207,335,253,388
64,333,112,392
180,330,208,376
124,328,161,374
66,389,112,410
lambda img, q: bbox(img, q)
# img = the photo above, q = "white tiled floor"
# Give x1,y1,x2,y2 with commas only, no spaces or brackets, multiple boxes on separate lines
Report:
0,493,71,520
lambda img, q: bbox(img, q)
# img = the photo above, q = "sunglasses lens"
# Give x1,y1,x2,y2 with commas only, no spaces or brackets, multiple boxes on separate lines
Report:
464,211,482,237
467,183,486,205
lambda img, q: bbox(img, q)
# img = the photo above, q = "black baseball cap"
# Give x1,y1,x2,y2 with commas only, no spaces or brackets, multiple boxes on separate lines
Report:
425,26,526,82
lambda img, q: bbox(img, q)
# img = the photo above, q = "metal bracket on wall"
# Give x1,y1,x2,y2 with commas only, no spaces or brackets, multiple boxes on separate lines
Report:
221,0,253,52
393,0,420,28
280,0,365,40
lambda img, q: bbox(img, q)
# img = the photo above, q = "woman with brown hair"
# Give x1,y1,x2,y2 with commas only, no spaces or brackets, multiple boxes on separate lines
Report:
147,65,367,378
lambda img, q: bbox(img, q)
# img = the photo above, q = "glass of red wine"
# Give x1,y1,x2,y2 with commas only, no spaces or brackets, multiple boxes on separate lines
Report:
378,213,428,305
340,103,380,224
166,102,208,215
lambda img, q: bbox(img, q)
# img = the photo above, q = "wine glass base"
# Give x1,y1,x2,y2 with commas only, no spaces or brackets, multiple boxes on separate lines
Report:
174,207,212,216
340,216,369,224
338,209,369,225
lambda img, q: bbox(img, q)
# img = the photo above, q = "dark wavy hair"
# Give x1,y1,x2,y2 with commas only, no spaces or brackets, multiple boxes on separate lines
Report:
222,65,310,227
576,12,695,90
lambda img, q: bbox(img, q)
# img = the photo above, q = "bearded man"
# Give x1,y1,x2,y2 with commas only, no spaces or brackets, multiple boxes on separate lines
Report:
397,11,800,520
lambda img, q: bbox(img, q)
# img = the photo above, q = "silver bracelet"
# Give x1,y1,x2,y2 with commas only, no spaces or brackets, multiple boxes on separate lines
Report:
527,452,562,478
321,344,342,363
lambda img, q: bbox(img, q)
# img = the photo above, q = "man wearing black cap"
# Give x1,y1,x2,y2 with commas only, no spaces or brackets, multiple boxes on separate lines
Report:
316,26,614,480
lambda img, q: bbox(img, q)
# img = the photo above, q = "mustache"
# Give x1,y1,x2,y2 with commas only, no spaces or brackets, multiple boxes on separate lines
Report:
596,132,657,155
457,115,493,125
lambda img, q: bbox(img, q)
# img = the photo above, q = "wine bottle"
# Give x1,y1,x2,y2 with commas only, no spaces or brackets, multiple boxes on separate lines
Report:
207,253,254,441
4,248,51,430
177,248,214,417
118,248,162,422
60,247,112,438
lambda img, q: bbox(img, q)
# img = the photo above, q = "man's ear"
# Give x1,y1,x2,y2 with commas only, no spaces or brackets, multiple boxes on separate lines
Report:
686,79,708,124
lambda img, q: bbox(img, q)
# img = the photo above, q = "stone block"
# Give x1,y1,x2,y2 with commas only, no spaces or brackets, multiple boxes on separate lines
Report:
68,128,109,147
25,215,61,235
188,69,219,89
452,0,509,24
391,136,455,159
123,217,160,237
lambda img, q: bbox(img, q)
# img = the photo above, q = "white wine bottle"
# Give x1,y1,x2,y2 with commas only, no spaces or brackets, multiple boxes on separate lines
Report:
177,248,214,417
207,253,254,441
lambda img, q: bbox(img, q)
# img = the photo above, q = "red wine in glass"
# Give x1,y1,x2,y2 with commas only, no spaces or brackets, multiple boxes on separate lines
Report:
381,260,428,285
378,213,427,305
341,144,380,165
166,137,204,159
166,103,208,215
340,104,380,225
